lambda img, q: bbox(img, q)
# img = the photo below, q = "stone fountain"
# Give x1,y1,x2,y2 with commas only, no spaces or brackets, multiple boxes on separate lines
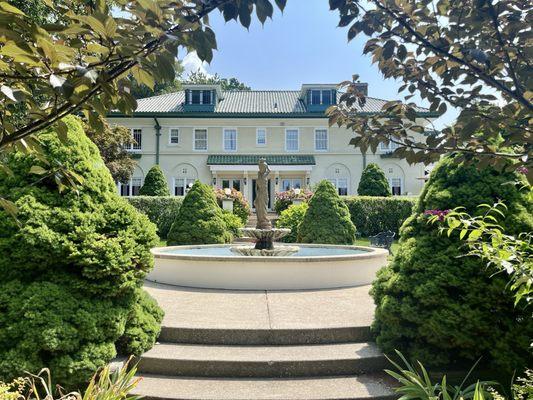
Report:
230,159,299,257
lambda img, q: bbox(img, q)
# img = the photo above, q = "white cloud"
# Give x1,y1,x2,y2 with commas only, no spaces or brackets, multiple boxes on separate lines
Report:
181,52,211,77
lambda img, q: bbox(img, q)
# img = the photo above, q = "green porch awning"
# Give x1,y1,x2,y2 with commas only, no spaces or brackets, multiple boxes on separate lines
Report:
207,154,316,166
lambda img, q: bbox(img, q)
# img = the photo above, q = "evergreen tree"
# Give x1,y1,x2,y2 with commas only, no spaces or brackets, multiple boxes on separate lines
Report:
371,156,533,373
0,116,163,389
358,163,391,196
167,181,231,245
139,165,170,196
297,180,356,244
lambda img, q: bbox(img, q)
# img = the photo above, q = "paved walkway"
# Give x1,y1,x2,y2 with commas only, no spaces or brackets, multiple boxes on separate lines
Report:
144,281,375,331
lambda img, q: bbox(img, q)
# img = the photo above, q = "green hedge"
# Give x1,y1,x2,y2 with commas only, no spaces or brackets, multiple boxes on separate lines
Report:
127,195,415,239
343,196,416,237
126,196,183,239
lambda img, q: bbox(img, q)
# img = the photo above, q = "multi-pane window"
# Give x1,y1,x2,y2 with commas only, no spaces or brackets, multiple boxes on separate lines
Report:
194,129,208,150
285,129,299,151
169,128,179,145
309,89,334,105
329,178,348,196
119,177,143,196
256,129,266,146
222,179,241,192
390,178,402,195
315,129,328,151
174,178,195,196
281,178,302,191
188,90,213,105
124,129,142,151
223,129,237,151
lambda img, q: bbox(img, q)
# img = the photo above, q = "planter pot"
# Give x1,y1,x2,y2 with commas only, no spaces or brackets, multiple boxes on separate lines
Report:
292,199,303,206
222,198,234,212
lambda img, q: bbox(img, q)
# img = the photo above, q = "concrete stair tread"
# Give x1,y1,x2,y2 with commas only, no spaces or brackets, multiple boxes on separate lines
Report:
142,342,384,362
132,373,397,400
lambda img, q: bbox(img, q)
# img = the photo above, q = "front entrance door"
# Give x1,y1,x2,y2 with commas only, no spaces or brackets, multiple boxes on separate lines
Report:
252,179,272,210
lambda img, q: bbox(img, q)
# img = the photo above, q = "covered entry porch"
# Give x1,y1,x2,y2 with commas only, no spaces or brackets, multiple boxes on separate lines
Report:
207,155,315,210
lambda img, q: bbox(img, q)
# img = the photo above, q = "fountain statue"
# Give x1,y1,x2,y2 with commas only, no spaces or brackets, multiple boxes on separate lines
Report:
231,159,298,256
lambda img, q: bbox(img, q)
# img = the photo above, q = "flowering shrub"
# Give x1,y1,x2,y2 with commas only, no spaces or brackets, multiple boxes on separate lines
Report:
274,189,313,214
214,188,251,224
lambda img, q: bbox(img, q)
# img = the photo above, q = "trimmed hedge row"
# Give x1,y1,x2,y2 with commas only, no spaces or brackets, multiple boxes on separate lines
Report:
127,195,416,239
344,196,416,237
126,196,183,239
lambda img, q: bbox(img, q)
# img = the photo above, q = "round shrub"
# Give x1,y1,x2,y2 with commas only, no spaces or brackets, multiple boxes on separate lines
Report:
0,116,163,389
276,202,308,243
215,188,251,224
358,163,391,196
167,181,232,245
371,156,533,374
139,165,170,196
297,180,356,244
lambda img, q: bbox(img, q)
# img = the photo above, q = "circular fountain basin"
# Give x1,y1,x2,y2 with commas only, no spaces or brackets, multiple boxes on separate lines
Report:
149,244,388,290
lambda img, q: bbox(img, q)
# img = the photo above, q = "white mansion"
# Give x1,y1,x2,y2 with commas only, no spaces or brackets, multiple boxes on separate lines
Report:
107,83,436,208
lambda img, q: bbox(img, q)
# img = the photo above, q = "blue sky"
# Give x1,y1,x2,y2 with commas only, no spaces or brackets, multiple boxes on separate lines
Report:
182,0,456,129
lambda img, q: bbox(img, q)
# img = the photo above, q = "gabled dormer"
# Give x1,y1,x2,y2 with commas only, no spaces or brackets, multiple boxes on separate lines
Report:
300,84,337,113
183,84,222,112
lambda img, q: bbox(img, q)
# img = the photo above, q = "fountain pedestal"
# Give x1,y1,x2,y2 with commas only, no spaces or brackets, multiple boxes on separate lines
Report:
230,228,299,257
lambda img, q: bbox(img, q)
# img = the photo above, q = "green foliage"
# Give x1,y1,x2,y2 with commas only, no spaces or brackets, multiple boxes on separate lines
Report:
431,200,533,306
0,116,162,389
329,1,531,174
214,188,251,224
344,196,416,236
371,156,533,374
386,350,494,400
126,196,183,239
276,202,308,243
139,165,170,196
0,356,141,400
357,163,391,196
186,71,251,90
221,210,245,239
298,180,356,244
83,117,135,183
167,181,231,245
116,289,164,357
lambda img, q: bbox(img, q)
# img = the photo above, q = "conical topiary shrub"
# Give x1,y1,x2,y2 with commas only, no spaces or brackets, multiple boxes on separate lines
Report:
358,163,391,196
297,180,356,244
0,116,163,389
371,156,533,374
139,165,170,196
167,181,231,245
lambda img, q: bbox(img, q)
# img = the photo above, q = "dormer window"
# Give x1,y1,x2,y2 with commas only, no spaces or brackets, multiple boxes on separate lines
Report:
309,89,333,106
183,84,222,111
300,84,338,112
187,89,214,105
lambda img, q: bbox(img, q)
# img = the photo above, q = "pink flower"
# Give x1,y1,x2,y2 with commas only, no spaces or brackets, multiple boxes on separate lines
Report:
424,209,451,221
516,166,528,175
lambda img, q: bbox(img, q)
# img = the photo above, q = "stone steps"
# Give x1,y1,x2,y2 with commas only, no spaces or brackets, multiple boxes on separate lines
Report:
133,283,397,400
158,326,373,345
137,342,387,378
133,374,397,400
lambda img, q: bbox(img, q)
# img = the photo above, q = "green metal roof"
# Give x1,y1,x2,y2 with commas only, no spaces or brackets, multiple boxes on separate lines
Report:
106,90,437,118
207,154,316,165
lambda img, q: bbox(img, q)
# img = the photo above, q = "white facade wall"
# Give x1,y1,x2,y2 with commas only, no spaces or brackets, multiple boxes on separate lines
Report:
107,116,428,200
